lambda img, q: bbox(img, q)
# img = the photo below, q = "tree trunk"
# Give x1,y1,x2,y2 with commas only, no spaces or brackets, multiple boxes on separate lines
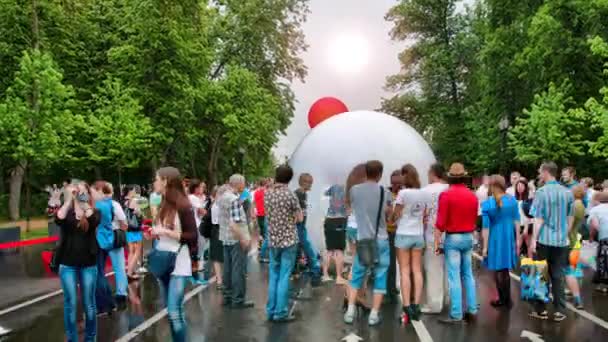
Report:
0,165,5,195
31,0,39,50
118,167,123,192
9,163,26,221
24,166,31,232
94,166,102,180
207,137,221,186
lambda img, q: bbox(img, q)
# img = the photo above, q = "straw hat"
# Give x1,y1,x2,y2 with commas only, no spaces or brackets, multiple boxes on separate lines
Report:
447,163,468,178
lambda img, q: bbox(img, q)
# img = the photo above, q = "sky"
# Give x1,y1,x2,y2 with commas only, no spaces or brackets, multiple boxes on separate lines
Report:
273,0,404,161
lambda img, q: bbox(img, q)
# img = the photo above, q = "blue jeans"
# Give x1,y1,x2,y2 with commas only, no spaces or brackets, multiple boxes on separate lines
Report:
350,239,390,294
297,222,321,279
108,247,128,297
59,265,97,342
223,243,248,304
96,249,115,313
159,275,188,342
267,244,298,320
444,233,478,319
260,218,269,258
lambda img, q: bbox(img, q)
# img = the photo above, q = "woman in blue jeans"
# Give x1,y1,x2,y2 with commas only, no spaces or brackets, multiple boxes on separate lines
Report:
55,182,100,342
146,167,199,342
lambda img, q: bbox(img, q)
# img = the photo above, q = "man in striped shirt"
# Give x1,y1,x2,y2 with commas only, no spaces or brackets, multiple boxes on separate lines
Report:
529,161,574,322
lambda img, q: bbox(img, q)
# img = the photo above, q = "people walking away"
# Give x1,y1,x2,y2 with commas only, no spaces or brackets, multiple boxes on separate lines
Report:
565,185,586,308
344,160,393,326
481,175,520,309
420,163,449,314
529,161,574,322
218,174,254,309
207,186,224,290
265,165,303,322
588,191,608,292
386,170,403,304
392,164,430,323
56,182,100,342
145,167,198,342
323,182,349,284
124,185,144,281
435,163,479,324
515,180,534,257
188,179,207,275
92,181,128,314
294,173,322,285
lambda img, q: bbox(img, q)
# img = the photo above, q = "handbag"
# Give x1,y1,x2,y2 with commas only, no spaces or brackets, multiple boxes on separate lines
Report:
356,186,384,267
148,245,184,281
126,207,141,232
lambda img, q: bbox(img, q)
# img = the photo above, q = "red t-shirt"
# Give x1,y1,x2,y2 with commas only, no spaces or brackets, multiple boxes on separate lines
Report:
435,184,478,233
254,188,265,217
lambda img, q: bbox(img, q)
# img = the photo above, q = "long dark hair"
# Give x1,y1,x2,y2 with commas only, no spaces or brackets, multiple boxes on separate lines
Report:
401,164,421,189
157,167,190,228
515,180,529,201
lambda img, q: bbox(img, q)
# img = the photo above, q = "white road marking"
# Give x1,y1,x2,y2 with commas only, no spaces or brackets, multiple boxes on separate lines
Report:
521,329,544,342
472,252,608,330
0,325,12,336
115,278,214,342
411,320,434,342
341,332,363,341
0,272,115,317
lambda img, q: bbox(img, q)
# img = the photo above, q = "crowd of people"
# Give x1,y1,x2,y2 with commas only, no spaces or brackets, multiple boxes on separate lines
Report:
50,159,608,341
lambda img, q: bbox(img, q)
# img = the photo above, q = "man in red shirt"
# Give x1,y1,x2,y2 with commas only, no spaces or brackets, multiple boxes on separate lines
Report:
254,179,269,262
434,163,479,324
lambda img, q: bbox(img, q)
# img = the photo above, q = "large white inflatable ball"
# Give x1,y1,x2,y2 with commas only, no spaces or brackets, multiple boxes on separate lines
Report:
289,110,436,252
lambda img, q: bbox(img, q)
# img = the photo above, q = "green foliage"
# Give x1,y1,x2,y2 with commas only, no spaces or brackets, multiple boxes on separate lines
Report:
508,82,588,164
0,50,75,169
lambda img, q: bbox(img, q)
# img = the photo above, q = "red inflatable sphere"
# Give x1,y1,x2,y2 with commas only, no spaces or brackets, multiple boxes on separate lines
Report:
308,97,348,128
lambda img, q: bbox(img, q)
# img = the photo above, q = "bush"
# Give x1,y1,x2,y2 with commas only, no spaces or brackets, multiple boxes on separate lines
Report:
0,192,49,220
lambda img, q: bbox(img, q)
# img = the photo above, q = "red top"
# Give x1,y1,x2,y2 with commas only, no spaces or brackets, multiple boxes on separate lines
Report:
254,188,265,217
435,184,478,233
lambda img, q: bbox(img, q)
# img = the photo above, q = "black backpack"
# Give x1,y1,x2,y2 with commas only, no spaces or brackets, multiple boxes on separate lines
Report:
199,200,213,239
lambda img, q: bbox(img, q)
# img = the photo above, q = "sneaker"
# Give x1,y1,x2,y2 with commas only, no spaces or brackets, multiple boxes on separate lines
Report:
529,310,549,320
594,286,608,294
420,306,441,315
552,312,566,322
439,316,466,325
368,313,382,326
231,301,255,309
464,312,477,323
335,277,348,286
136,266,148,274
321,275,334,283
400,310,410,325
344,310,355,324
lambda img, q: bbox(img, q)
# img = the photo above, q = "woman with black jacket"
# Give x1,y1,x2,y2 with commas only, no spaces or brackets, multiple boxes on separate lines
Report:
55,182,100,342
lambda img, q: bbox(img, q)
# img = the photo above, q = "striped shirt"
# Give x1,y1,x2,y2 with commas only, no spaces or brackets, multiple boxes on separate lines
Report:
531,180,574,247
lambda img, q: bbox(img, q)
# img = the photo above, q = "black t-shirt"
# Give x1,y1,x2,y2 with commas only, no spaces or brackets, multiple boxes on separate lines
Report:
294,189,307,217
56,209,100,267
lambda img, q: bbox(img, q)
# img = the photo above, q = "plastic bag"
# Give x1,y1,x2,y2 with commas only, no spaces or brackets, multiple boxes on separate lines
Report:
520,258,551,303
580,241,598,270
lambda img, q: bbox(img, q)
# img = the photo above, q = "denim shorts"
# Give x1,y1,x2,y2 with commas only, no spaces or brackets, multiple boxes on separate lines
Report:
395,234,424,250
346,227,357,243
350,239,390,294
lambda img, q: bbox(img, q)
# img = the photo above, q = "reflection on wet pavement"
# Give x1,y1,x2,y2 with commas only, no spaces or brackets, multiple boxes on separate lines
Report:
1,243,608,341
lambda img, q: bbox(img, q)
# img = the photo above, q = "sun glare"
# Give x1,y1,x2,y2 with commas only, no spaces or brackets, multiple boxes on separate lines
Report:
327,33,370,74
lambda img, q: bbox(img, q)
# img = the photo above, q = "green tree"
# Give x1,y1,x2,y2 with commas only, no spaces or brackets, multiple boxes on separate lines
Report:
84,79,153,185
0,49,76,220
508,82,588,165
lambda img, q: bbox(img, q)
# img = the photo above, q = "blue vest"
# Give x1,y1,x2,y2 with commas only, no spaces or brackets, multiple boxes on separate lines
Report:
96,198,114,250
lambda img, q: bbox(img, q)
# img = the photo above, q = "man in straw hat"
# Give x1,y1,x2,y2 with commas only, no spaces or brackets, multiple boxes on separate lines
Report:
434,163,479,324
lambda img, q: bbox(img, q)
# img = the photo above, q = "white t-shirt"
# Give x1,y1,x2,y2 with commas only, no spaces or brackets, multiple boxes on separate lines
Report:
188,194,204,227
111,201,127,230
422,182,449,243
155,215,192,276
211,202,220,225
395,189,431,236
476,185,489,215
506,186,516,197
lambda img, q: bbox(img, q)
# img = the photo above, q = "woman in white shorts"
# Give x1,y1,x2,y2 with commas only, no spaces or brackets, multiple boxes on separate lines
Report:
392,164,430,324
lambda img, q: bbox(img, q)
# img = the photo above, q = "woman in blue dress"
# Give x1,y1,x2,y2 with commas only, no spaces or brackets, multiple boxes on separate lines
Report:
481,175,520,308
